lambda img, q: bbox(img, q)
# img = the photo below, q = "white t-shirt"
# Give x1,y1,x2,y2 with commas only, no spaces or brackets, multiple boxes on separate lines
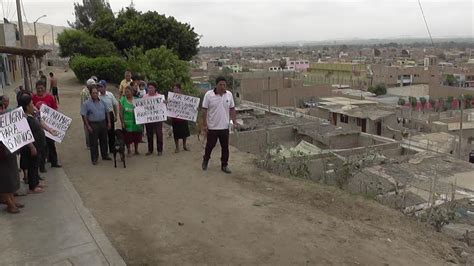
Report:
202,89,235,130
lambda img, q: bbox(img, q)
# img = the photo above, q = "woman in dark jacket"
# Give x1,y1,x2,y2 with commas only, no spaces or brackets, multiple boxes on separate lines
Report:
0,102,29,213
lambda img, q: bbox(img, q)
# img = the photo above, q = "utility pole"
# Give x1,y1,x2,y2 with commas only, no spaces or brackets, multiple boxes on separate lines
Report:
51,25,55,50
16,0,30,91
267,76,271,112
458,94,464,159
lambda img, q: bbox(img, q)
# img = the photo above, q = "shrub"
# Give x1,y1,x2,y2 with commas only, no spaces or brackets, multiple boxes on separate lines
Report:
70,55,127,84
368,83,387,96
57,29,118,58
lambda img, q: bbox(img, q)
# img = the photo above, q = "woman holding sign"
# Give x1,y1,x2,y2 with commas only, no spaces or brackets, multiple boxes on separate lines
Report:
119,86,143,156
171,84,190,153
18,94,45,194
143,81,165,156
0,102,26,213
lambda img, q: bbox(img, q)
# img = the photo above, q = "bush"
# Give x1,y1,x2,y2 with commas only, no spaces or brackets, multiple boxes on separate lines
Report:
57,29,118,58
70,55,127,84
368,83,387,96
397,98,406,106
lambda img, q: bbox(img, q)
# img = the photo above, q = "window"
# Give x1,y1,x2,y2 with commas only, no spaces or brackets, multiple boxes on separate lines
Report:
340,114,348,123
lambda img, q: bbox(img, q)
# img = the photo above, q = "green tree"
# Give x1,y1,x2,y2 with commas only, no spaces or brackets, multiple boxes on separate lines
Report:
397,98,406,106
113,8,199,60
445,74,457,86
368,83,387,96
134,46,195,95
57,29,118,58
429,98,436,109
465,94,473,108
68,0,113,31
409,96,417,109
419,97,427,108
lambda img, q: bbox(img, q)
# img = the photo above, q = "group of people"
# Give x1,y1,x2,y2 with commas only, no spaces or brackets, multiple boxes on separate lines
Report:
80,71,192,165
81,71,239,175
0,73,62,214
1,69,239,214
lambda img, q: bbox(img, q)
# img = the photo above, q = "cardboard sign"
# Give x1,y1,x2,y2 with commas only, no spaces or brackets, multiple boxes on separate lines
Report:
133,95,167,124
166,92,200,122
40,105,72,143
0,107,35,152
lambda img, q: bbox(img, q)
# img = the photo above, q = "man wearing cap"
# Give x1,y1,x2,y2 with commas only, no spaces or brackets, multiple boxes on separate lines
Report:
97,80,119,153
80,78,97,149
81,87,112,165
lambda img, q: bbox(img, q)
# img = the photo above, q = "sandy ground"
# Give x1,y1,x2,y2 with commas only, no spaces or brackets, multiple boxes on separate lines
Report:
51,68,468,265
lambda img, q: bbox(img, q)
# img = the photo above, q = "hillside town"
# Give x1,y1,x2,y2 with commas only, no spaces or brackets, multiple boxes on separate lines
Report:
0,0,474,265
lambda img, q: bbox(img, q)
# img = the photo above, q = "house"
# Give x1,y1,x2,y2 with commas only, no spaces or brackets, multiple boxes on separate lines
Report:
309,97,399,138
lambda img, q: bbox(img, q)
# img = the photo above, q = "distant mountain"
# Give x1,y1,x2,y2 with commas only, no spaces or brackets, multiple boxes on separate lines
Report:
12,22,68,46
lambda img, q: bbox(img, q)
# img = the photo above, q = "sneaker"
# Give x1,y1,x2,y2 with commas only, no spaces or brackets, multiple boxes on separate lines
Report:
92,161,98,165
202,160,208,170
221,166,232,174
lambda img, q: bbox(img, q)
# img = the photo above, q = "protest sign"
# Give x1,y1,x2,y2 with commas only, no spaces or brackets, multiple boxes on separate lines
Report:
40,105,72,143
133,95,167,124
0,107,34,152
166,92,200,122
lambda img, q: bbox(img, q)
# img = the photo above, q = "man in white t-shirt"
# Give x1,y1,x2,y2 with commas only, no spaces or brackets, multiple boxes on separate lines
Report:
202,76,238,174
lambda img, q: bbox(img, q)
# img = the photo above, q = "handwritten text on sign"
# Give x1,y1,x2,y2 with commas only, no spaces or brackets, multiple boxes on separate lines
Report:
133,95,167,124
166,92,200,122
0,107,34,152
40,105,72,143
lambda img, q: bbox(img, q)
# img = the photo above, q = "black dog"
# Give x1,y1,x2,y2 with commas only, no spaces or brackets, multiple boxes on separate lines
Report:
113,129,126,168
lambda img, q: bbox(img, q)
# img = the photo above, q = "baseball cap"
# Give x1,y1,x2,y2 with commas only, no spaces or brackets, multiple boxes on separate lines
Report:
98,80,107,87
86,79,96,86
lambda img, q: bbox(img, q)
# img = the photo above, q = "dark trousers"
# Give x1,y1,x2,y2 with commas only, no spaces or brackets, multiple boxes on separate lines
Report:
27,150,40,190
107,112,116,154
46,138,58,166
89,121,108,163
203,129,230,167
39,145,47,172
145,122,163,153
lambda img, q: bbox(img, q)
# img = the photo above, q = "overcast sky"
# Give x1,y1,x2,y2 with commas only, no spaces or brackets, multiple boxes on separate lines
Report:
5,0,474,46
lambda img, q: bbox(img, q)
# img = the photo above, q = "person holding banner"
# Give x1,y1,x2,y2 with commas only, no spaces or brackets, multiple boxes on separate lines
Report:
18,94,44,194
143,81,164,156
201,76,239,174
81,87,112,165
0,102,25,213
119,86,143,156
170,84,190,153
32,80,62,170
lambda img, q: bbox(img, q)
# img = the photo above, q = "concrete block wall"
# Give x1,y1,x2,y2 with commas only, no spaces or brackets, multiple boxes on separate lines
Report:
231,125,295,155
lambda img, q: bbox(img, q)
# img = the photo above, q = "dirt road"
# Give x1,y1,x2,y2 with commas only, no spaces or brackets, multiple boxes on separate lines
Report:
52,68,464,265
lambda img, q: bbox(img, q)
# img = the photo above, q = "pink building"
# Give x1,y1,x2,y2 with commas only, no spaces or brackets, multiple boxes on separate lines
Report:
287,59,309,71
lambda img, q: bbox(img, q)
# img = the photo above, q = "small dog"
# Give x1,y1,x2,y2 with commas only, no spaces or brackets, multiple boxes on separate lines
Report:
113,129,126,168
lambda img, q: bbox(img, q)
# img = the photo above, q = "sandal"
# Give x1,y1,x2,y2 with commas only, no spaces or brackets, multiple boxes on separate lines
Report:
29,187,44,194
6,207,20,214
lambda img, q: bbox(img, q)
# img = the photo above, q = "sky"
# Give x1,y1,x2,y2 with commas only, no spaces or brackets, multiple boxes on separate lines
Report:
3,0,473,46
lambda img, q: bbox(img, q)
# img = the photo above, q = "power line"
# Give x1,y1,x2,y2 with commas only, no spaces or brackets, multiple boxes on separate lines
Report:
20,0,33,32
417,0,435,47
